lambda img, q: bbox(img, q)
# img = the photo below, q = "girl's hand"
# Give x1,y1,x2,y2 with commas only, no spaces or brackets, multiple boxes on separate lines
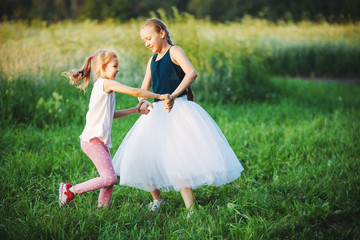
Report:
159,94,173,113
159,94,171,101
136,101,145,114
165,96,175,113
139,100,153,115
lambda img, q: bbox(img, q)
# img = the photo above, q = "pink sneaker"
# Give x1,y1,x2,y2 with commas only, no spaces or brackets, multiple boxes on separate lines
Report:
59,182,75,207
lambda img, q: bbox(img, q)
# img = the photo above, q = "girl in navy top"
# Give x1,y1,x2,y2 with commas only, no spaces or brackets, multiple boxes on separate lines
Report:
112,19,244,217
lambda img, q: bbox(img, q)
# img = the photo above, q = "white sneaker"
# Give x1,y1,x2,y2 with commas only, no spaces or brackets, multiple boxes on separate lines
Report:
148,199,165,212
186,210,194,219
59,182,75,207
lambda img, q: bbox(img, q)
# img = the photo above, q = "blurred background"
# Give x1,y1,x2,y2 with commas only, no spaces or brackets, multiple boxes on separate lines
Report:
1,0,359,22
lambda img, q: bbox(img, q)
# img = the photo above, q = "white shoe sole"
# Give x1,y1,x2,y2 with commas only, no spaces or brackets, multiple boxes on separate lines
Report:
58,183,65,207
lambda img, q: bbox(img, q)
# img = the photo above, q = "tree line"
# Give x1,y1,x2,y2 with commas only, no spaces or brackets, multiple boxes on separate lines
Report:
1,0,358,22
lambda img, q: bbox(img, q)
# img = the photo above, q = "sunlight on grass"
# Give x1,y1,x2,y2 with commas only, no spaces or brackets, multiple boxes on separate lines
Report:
1,19,359,81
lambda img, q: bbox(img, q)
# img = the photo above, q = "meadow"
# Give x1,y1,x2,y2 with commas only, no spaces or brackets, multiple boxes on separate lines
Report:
0,14,360,239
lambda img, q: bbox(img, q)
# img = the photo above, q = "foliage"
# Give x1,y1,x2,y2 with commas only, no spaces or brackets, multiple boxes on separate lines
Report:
266,40,360,77
1,0,359,23
188,0,359,22
0,75,90,128
0,17,359,107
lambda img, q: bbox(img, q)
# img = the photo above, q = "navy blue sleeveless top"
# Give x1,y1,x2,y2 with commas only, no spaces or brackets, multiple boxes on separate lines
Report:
151,47,187,102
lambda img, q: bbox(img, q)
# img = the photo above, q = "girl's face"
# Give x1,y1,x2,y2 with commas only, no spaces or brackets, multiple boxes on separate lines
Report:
140,26,166,53
103,58,119,80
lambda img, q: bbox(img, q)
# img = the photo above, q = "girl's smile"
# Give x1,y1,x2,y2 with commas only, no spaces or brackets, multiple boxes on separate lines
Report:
140,26,168,54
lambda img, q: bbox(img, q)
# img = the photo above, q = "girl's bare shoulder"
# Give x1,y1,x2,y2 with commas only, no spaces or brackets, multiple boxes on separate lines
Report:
170,45,187,64
170,45,184,54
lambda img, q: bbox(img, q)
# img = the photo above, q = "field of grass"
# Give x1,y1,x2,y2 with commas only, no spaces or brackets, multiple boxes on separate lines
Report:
0,16,360,239
1,76,359,239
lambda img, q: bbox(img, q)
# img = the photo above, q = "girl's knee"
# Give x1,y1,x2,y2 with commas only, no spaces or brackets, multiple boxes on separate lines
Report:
99,172,117,187
108,175,117,186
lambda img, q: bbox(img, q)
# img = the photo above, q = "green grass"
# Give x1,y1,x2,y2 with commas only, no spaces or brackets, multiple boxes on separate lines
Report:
1,77,359,239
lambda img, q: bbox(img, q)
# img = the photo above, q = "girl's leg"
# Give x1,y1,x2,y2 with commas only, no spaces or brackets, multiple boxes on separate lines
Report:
150,189,163,200
148,189,165,212
74,138,117,208
98,184,114,209
180,188,195,210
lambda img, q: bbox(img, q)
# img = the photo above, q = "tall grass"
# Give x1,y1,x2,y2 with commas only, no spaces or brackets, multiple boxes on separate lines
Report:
1,15,359,103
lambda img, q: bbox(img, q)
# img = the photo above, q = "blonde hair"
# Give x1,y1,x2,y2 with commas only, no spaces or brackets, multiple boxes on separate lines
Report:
141,18,173,45
63,49,118,91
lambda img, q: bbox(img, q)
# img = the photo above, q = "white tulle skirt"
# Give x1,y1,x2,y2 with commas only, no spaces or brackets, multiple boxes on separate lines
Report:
112,96,244,192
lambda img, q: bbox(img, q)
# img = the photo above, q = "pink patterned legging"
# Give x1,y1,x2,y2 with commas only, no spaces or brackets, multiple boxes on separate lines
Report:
74,137,117,208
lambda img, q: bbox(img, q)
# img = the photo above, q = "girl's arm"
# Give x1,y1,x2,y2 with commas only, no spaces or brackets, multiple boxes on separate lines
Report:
113,107,138,119
138,56,153,102
113,102,143,119
138,56,155,114
103,79,169,100
170,46,198,98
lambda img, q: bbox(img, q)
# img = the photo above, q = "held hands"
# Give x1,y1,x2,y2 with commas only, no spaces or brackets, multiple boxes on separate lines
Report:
138,100,153,115
159,94,171,101
159,94,174,113
138,94,174,115
160,94,176,113
165,95,175,113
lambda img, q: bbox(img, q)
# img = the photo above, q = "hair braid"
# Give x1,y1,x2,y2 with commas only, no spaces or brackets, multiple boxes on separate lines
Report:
63,49,118,92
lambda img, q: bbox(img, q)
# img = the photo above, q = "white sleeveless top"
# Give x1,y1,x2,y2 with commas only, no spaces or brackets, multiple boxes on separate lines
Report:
80,78,115,148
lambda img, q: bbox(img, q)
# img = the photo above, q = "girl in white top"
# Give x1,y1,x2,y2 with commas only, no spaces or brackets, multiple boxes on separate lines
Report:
59,49,170,208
